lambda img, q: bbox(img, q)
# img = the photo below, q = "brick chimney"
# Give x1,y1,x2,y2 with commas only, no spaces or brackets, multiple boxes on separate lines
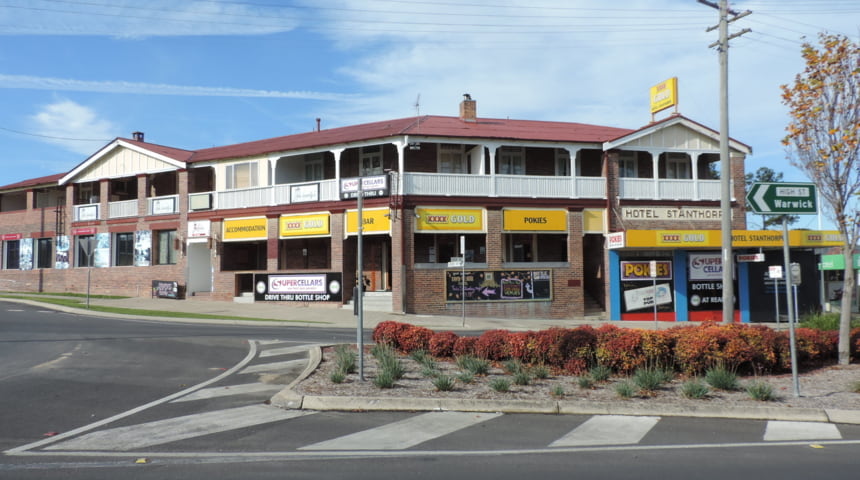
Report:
459,94,476,122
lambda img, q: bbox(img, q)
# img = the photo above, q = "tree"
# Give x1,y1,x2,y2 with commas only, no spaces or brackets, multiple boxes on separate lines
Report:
744,166,799,229
781,33,860,365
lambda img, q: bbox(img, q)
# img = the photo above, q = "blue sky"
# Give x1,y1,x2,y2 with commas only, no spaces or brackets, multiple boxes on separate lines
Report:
0,0,857,229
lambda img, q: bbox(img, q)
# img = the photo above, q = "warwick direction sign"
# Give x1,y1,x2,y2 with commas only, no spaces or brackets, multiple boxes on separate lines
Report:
746,182,817,215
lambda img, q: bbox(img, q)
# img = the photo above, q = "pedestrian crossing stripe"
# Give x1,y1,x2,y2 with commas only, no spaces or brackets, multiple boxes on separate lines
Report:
549,415,660,447
33,409,849,453
764,421,842,442
300,411,503,451
44,406,314,451
171,383,284,402
240,359,307,374
259,344,321,358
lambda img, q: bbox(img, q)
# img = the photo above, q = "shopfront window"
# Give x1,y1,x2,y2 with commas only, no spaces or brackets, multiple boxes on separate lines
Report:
414,234,486,264
503,233,567,262
115,232,134,266
36,238,52,269
154,230,178,265
75,235,94,267
4,240,19,269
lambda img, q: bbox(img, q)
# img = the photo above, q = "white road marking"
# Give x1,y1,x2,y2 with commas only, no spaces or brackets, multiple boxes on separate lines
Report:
550,415,661,447
6,340,261,454
764,421,842,441
300,411,503,451
240,359,307,374
171,383,283,402
259,344,319,358
44,405,314,451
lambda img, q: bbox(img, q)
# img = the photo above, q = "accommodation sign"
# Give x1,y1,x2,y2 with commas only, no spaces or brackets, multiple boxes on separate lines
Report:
621,206,721,221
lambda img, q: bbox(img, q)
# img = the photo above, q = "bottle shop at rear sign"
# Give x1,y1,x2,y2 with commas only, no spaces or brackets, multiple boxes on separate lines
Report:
687,253,737,316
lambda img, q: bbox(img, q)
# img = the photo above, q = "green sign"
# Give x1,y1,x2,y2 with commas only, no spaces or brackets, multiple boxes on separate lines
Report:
746,182,817,215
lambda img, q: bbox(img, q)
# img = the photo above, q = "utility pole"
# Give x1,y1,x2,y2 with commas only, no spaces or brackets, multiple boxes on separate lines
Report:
699,0,750,323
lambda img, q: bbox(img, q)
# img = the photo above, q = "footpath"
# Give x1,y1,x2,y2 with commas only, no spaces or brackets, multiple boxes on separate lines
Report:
5,294,860,425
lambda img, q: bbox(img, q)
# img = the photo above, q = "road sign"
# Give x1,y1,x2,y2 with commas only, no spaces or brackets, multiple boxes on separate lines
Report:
737,253,765,263
746,182,817,215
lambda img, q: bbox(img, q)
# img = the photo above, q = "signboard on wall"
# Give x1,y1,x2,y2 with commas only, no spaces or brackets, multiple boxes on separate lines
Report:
415,207,485,232
280,213,331,238
254,273,343,302
340,175,389,200
445,269,551,302
223,217,268,241
619,259,674,315
502,209,567,232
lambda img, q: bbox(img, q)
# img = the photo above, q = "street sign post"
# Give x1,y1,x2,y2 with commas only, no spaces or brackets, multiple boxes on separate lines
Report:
746,182,818,215
747,182,818,398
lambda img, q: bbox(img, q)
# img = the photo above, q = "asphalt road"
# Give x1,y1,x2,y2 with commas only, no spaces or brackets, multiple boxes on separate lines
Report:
2,301,859,479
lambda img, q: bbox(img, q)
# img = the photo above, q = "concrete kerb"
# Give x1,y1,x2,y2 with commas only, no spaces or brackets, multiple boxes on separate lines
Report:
270,344,860,425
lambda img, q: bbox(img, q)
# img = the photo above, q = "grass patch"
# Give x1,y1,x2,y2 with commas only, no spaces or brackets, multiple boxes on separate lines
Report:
680,380,710,399
746,381,778,401
614,380,636,399
632,367,673,392
512,370,532,386
577,376,594,389
550,384,565,397
333,345,357,374
589,364,612,382
456,355,490,376
432,375,456,391
329,370,346,384
489,378,511,393
705,365,740,391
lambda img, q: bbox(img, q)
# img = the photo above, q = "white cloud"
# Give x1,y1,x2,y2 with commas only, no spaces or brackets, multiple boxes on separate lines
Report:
0,0,298,37
0,74,354,101
29,100,116,155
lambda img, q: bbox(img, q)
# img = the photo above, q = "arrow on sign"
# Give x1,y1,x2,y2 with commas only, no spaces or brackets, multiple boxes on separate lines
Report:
752,184,771,213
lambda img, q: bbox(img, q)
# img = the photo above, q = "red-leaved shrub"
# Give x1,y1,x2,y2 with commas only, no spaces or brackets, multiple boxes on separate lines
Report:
372,321,409,348
595,324,644,373
397,325,433,353
473,329,511,360
452,335,477,357
428,331,459,358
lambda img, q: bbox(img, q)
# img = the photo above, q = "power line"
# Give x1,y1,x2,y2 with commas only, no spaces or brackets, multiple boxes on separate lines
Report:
0,126,111,142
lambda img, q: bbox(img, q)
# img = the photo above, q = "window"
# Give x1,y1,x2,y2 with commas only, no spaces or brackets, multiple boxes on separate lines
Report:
555,149,571,176
413,234,486,264
503,234,567,263
4,240,19,270
618,151,638,178
154,230,178,265
665,153,691,179
360,146,383,176
115,232,134,266
75,182,99,205
75,235,95,267
304,153,325,181
226,162,259,190
438,144,468,173
498,146,525,175
36,238,52,269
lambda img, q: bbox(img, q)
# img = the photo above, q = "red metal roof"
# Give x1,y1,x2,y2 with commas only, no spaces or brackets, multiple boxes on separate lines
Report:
0,172,65,190
119,138,195,162
188,115,634,163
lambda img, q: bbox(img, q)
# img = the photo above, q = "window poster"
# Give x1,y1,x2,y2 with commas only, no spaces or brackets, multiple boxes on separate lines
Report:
94,233,110,268
19,238,33,270
619,260,674,314
134,230,151,267
445,270,551,302
55,235,69,269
